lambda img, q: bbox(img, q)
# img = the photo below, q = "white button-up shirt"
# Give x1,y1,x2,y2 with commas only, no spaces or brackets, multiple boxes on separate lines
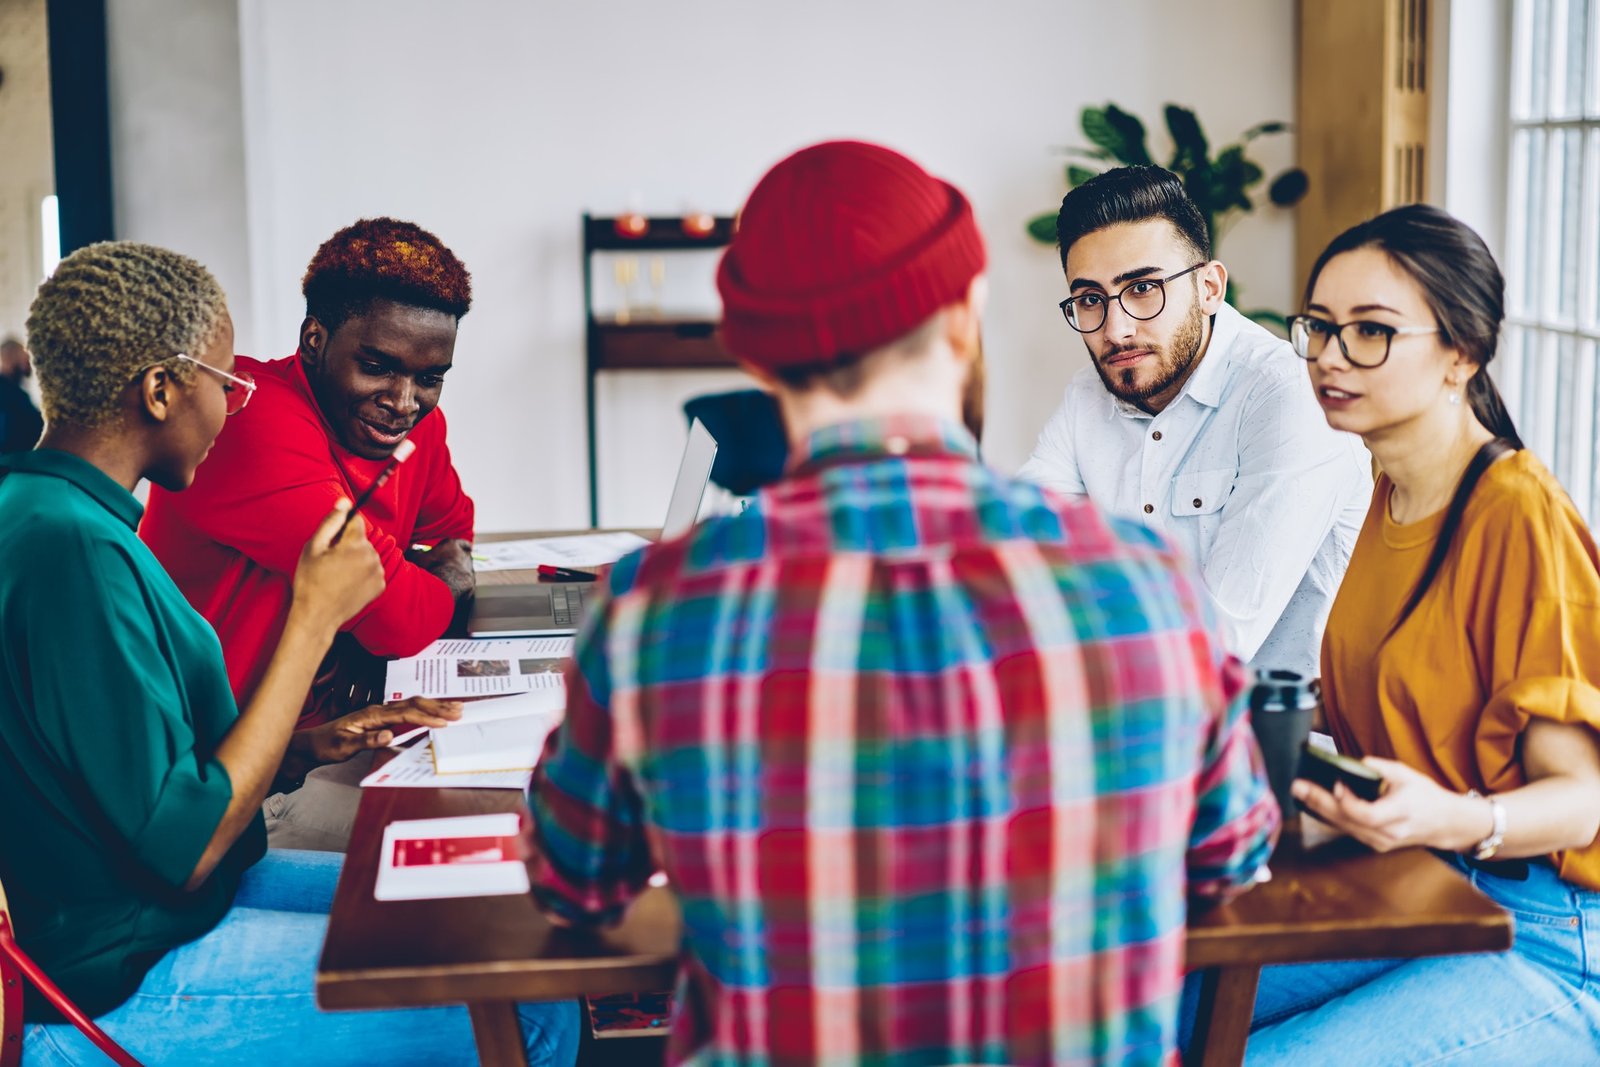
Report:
1018,303,1371,678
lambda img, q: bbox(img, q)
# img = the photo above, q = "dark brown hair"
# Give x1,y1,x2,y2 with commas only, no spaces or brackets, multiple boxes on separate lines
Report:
1304,204,1522,633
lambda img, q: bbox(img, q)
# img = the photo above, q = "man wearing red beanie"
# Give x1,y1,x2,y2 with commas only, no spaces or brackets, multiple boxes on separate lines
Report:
530,140,1278,1065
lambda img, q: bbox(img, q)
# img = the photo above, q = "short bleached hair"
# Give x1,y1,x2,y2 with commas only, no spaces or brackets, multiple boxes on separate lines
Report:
26,241,227,429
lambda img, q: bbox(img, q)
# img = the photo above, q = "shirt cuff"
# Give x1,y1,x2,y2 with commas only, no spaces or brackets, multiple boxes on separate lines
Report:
131,753,235,887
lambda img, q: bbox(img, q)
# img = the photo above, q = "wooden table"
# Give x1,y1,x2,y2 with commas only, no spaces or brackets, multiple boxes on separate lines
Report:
319,779,1511,1067
1184,834,1512,1066
316,784,679,1065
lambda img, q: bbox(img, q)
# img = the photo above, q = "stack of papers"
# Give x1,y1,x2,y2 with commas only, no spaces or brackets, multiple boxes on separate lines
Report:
365,638,573,788
472,532,649,573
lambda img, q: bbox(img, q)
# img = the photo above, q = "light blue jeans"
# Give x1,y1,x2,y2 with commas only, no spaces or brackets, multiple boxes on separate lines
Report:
1182,852,1600,1064
24,850,580,1066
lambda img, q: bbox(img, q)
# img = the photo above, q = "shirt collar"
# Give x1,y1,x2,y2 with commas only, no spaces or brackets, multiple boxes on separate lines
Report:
1110,302,1243,418
790,414,978,472
0,449,144,530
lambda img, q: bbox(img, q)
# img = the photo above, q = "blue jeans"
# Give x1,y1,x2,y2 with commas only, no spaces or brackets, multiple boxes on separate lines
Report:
24,850,580,1066
1181,852,1600,1064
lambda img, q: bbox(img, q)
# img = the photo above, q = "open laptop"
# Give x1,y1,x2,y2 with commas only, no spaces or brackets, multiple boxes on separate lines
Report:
466,418,719,637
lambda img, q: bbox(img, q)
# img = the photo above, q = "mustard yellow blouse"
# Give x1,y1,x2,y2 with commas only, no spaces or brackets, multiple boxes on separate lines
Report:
1321,449,1600,890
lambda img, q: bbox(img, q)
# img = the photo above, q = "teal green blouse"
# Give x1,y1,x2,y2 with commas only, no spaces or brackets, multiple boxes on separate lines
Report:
0,450,265,1018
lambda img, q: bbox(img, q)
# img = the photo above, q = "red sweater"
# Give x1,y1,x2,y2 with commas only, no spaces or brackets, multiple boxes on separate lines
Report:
140,354,474,725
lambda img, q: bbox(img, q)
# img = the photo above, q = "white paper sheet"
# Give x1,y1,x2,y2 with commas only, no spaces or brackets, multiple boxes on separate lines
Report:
472,532,650,572
384,637,574,700
360,738,532,790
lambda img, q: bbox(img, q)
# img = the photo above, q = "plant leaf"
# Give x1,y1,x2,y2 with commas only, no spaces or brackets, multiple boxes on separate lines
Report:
1268,167,1310,206
1103,105,1152,164
1067,164,1100,188
1241,120,1291,141
1026,212,1059,244
1211,146,1262,213
1080,107,1124,158
1164,105,1209,174
1078,104,1146,166
1061,146,1116,161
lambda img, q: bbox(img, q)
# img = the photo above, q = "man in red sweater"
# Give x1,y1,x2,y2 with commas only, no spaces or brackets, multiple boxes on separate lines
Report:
142,217,478,849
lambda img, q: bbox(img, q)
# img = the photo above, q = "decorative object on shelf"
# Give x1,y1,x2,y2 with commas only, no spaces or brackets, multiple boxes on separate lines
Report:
613,212,649,239
612,256,640,324
1027,103,1309,332
647,256,666,318
681,212,717,238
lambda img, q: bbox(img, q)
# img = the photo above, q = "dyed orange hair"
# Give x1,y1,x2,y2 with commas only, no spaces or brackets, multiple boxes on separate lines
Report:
301,217,472,332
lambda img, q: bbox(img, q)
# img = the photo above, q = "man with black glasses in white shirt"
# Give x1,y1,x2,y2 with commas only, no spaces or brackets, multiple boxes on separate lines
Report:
1019,166,1370,678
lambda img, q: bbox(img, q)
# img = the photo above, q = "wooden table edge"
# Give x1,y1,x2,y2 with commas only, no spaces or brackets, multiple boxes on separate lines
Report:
1185,912,1513,970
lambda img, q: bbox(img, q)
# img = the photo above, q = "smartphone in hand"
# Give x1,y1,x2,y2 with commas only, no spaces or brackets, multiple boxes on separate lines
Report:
1297,742,1387,804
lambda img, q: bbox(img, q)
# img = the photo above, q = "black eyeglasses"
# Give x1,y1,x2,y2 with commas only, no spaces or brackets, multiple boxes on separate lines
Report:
1058,262,1206,333
1288,315,1438,369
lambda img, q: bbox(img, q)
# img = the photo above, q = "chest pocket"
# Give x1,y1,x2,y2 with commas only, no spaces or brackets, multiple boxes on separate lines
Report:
1170,468,1233,517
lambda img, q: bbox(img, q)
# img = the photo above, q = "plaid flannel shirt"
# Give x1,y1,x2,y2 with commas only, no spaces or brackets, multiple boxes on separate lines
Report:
530,415,1278,1066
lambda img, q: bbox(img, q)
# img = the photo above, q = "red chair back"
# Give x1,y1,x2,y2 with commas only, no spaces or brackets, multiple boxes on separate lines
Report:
0,877,144,1067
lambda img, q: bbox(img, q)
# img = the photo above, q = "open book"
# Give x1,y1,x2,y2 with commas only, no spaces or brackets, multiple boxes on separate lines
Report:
427,691,564,775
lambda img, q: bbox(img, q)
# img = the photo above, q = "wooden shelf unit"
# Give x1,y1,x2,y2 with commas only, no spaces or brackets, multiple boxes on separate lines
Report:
582,213,737,526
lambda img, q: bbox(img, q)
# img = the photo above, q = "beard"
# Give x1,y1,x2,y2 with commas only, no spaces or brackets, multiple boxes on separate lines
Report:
1091,297,1206,410
961,336,985,443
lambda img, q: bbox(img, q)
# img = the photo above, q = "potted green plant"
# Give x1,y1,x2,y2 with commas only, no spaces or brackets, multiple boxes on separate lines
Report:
1029,103,1308,331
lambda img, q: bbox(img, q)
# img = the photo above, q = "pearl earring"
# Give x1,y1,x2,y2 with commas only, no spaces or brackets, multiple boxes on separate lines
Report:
1448,391,1462,406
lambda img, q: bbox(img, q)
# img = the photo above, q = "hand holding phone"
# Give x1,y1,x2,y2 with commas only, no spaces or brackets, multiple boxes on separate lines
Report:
1296,742,1387,804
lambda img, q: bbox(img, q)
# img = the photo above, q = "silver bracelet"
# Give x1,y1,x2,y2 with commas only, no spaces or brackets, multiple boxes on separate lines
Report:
1465,789,1506,860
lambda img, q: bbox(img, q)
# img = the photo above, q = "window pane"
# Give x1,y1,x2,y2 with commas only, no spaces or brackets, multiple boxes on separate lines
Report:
1553,334,1580,488
1551,0,1591,117
1552,129,1585,322
1587,341,1600,524
1587,129,1600,329
1526,330,1560,463
1570,340,1600,523
1516,0,1551,119
1590,0,1600,117
1497,325,1525,418
1508,128,1546,318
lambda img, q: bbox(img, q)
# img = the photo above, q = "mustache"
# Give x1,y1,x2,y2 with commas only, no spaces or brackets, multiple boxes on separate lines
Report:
1099,343,1156,362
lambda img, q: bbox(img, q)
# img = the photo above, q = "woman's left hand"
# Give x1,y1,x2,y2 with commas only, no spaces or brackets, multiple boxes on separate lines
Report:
1292,757,1485,853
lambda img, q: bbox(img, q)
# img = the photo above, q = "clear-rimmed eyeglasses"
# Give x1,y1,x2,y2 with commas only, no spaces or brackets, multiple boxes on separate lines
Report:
133,354,257,415
1288,315,1438,369
1058,262,1206,333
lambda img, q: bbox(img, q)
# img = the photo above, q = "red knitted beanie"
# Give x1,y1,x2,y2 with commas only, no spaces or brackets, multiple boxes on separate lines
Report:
717,140,987,371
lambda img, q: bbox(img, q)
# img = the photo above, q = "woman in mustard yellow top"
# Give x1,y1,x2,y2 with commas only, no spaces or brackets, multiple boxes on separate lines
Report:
1240,205,1600,1062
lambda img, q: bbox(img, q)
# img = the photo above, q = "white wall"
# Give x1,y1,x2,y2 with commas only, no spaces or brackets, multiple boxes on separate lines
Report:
119,0,1297,531
106,0,256,349
0,0,53,346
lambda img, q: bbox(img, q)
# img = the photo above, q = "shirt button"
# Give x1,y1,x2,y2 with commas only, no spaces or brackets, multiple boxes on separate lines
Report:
885,435,910,455
1193,498,1203,508
1143,503,1154,514
1152,431,1163,441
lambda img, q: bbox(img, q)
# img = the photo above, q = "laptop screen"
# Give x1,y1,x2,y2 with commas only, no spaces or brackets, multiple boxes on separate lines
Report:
661,418,718,539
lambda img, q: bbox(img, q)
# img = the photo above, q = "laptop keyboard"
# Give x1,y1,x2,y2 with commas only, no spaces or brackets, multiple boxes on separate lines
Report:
550,585,588,628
